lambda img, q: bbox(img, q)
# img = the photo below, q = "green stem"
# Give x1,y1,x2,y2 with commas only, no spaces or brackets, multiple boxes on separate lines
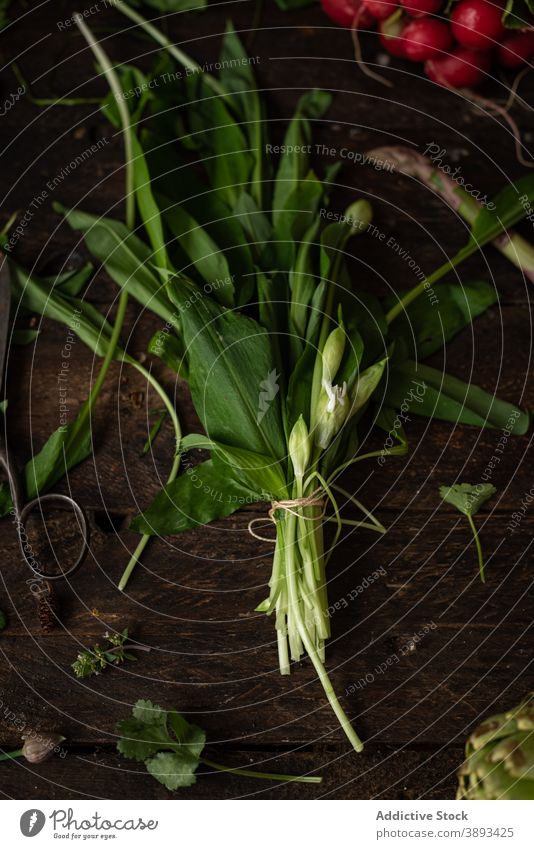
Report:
111,0,226,98
201,757,322,784
284,508,363,753
118,358,182,592
12,63,102,106
467,513,486,583
74,15,135,229
385,249,470,325
0,749,23,762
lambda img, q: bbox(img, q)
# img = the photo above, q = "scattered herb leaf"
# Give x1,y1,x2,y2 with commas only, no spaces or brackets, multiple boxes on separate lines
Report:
440,483,497,582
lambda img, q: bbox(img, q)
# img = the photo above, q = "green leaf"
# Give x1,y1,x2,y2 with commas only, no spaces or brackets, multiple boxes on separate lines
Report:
133,699,168,724
130,459,258,536
9,258,120,359
234,192,272,246
440,483,497,517
146,751,199,790
116,701,172,762
187,83,253,208
167,279,286,461
0,609,6,631
383,361,530,433
388,280,498,360
43,263,94,297
56,205,176,324
218,25,268,207
168,710,206,759
132,134,169,270
375,405,409,450
148,329,188,379
181,434,286,499
467,175,534,252
272,90,332,226
162,204,234,306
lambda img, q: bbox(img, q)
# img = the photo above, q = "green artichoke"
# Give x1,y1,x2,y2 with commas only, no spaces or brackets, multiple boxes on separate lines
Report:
457,694,534,800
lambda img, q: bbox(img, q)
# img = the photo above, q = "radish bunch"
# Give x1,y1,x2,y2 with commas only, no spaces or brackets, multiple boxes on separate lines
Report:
320,0,534,88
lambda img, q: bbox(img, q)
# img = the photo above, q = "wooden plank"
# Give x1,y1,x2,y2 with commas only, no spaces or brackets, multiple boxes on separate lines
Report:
0,744,461,800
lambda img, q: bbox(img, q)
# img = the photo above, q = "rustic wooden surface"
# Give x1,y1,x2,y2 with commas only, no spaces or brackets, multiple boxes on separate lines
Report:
0,0,533,799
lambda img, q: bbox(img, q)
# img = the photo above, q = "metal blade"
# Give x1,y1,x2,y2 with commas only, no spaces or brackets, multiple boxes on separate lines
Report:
0,256,11,386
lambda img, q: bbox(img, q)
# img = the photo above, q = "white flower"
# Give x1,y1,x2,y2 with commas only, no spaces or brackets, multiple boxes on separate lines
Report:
322,378,347,414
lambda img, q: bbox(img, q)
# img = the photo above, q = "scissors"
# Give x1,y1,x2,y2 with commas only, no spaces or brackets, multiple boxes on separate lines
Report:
0,255,89,581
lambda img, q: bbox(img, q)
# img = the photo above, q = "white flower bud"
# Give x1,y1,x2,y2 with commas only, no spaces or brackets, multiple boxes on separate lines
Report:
288,416,311,479
344,199,372,234
348,358,387,421
314,380,349,450
321,326,346,386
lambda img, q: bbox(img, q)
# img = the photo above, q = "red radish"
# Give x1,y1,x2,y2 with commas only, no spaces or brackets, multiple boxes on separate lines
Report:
321,0,376,27
379,14,408,56
403,18,453,61
497,30,534,67
399,0,442,17
363,0,399,21
450,0,506,51
425,46,492,87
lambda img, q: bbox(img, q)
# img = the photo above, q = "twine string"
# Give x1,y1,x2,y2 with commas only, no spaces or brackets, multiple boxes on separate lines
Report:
247,489,326,542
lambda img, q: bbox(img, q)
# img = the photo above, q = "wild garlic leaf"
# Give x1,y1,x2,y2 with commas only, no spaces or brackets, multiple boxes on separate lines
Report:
42,263,94,297
130,459,257,536
384,361,530,433
272,90,332,225
8,259,120,359
219,25,269,207
146,751,200,790
56,206,176,324
167,279,286,461
181,434,286,498
132,134,169,271
468,175,534,250
388,280,498,360
234,192,272,246
162,204,234,306
440,483,497,517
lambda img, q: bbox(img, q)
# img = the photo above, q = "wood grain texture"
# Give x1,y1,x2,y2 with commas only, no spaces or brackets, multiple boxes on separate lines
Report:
0,0,533,800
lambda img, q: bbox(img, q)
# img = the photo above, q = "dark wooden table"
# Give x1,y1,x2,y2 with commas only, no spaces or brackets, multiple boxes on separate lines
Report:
0,0,533,800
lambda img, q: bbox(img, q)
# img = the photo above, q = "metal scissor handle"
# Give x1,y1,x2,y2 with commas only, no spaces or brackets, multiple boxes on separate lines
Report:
16,492,89,582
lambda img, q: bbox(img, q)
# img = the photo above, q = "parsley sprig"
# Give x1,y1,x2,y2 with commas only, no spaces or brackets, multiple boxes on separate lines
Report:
116,700,322,790
72,628,148,678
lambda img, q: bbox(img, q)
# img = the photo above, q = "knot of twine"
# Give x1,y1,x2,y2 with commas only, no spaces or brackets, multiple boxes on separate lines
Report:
248,489,326,542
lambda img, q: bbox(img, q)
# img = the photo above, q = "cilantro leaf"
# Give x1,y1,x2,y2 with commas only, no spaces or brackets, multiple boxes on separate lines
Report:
440,483,497,516
168,711,206,759
116,700,206,775
132,699,167,725
116,701,173,762
146,751,200,790
439,483,497,582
